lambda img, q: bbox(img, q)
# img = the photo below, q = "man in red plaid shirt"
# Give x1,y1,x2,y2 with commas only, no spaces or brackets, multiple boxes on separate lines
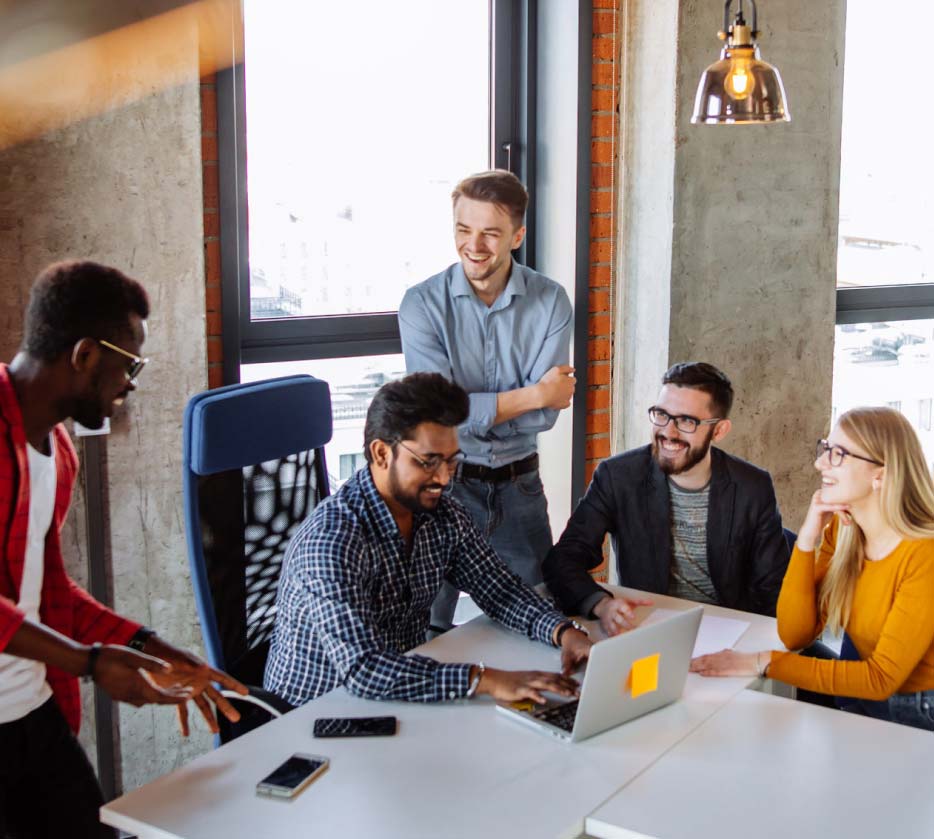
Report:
0,261,246,839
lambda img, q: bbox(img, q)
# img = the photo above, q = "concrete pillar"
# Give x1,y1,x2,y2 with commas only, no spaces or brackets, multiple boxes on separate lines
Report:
0,59,210,793
616,0,845,526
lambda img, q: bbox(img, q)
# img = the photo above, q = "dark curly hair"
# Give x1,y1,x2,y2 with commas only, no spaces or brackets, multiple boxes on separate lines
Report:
22,261,150,362
364,373,470,463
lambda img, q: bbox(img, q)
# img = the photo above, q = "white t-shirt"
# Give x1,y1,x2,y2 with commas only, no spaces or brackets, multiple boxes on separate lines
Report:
0,438,56,722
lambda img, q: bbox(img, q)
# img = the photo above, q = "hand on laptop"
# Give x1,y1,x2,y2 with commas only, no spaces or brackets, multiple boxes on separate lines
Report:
558,629,592,676
592,594,654,637
474,668,580,704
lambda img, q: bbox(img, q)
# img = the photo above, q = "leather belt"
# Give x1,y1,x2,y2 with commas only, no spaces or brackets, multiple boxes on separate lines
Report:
458,453,539,483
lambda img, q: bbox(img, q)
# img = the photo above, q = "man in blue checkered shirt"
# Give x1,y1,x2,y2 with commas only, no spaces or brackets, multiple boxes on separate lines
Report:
265,373,592,706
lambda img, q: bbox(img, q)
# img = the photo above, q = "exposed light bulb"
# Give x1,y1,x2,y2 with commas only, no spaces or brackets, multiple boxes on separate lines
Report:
724,55,755,100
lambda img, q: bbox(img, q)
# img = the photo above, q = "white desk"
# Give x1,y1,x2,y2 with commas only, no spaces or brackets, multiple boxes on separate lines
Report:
585,688,934,839
101,591,779,839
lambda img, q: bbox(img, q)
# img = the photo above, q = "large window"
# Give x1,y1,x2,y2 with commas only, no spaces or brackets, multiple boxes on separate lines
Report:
242,2,490,322
833,2,934,455
228,1,496,486
218,2,594,510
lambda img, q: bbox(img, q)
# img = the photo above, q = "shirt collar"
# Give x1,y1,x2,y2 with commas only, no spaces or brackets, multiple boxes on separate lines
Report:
356,464,434,542
357,466,401,542
451,259,527,305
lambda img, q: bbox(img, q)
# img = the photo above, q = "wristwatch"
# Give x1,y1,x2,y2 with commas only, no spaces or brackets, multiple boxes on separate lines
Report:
555,619,589,646
127,627,156,652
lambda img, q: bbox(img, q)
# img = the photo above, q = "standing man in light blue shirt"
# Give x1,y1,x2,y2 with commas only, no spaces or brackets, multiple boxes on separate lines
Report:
399,170,575,631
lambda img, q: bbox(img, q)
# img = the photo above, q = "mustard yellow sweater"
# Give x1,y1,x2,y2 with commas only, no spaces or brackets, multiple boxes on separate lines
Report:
769,516,934,700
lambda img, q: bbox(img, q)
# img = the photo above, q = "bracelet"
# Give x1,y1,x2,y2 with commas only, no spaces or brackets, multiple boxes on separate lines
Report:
466,662,485,699
83,642,102,683
756,652,770,678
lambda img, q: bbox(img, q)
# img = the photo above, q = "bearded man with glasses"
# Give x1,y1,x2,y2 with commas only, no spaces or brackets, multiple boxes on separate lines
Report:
543,362,790,636
265,372,592,708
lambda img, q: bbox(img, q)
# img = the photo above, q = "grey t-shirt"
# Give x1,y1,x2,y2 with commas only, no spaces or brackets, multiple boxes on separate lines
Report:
667,478,717,604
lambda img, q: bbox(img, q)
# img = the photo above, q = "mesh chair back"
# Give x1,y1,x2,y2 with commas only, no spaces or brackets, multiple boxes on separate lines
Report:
183,376,332,688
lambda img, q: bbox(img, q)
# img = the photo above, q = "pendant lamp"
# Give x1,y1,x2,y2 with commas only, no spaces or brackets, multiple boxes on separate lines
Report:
692,0,790,125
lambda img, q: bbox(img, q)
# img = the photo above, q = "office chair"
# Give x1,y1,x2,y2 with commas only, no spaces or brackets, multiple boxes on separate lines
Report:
182,375,332,743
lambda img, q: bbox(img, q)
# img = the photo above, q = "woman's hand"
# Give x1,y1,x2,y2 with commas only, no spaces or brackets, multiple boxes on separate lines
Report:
690,649,763,678
796,489,850,552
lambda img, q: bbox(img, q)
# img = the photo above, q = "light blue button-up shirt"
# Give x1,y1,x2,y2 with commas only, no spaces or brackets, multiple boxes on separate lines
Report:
398,261,572,467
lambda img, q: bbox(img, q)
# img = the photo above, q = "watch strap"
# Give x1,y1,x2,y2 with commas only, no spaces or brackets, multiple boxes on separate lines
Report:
127,627,156,652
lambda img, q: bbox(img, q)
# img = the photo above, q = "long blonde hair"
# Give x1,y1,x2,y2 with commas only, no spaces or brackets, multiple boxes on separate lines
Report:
820,407,934,633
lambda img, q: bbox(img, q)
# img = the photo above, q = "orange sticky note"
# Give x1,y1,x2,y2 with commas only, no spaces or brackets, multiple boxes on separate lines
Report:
627,653,660,698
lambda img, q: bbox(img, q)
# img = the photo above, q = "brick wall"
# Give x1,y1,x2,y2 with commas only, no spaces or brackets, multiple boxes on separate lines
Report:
587,1,621,578
201,73,223,389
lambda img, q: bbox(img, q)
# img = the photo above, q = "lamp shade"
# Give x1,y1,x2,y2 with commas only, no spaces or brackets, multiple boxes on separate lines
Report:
692,44,790,124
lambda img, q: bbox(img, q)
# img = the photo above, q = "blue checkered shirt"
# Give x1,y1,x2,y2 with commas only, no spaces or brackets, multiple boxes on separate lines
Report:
264,466,565,705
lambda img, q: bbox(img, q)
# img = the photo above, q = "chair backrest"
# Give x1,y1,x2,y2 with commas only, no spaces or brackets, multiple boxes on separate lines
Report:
783,528,797,555
182,375,332,688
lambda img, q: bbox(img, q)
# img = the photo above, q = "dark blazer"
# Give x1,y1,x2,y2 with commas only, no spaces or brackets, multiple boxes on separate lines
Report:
543,445,790,617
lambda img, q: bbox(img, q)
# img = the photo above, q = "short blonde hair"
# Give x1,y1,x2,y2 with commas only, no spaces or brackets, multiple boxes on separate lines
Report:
451,170,528,229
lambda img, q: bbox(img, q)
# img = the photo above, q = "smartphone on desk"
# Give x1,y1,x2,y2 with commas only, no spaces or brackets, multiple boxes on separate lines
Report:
256,753,329,799
313,716,398,738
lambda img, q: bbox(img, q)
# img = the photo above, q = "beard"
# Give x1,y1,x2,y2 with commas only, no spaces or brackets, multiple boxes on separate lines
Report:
71,370,107,429
387,461,447,514
651,429,714,476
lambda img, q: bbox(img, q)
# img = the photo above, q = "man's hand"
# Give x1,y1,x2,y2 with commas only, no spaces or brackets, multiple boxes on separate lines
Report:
536,365,576,410
475,667,580,704
558,629,592,676
92,646,193,707
142,636,249,737
592,595,654,636
690,649,761,678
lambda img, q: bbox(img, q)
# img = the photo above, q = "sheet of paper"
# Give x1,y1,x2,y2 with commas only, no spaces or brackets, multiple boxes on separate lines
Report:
627,653,660,698
639,607,750,658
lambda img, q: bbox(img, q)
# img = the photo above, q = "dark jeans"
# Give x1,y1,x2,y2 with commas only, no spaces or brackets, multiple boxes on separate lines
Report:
798,634,934,732
430,467,553,631
841,690,934,731
0,698,115,839
833,634,934,731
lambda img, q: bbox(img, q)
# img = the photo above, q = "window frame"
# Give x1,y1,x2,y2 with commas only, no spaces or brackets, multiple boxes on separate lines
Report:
219,2,522,373
218,0,594,505
836,284,934,326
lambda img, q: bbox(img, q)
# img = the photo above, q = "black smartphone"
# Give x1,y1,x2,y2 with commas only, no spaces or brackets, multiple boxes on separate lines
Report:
313,715,398,738
255,753,329,799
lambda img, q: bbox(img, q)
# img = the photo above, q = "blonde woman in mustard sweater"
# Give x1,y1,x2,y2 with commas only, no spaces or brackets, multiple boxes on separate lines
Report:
691,406,934,731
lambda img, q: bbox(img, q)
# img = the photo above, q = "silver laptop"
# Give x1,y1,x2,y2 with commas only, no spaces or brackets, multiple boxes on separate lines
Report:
497,606,703,743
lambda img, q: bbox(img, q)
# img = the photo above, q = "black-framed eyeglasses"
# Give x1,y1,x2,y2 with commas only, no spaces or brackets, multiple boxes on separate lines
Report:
648,407,722,434
815,439,883,468
98,339,148,383
395,439,465,474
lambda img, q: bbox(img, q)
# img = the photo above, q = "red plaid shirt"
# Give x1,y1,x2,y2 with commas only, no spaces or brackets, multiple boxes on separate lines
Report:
0,364,140,733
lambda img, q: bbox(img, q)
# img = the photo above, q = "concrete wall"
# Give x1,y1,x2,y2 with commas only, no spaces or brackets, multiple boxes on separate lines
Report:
0,55,210,792
615,0,679,461
617,0,845,527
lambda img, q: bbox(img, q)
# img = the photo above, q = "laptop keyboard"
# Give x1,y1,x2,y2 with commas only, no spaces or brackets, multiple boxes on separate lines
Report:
536,699,580,732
